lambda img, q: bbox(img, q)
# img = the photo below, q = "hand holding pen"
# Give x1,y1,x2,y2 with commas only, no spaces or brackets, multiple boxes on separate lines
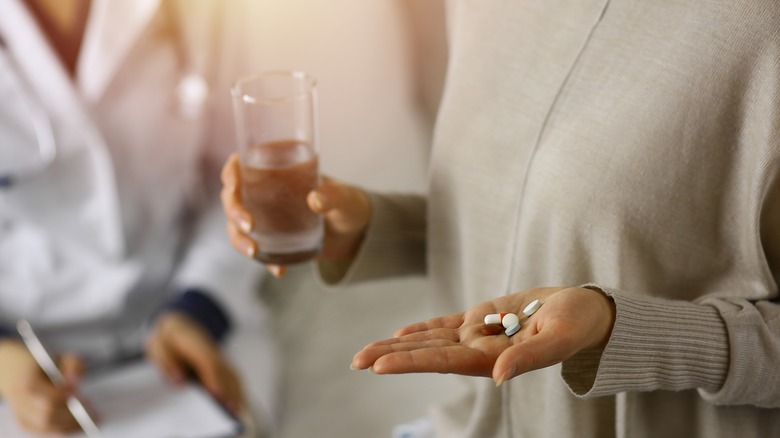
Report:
0,320,100,436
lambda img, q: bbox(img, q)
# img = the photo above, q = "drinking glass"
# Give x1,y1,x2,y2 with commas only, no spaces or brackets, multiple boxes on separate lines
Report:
231,71,322,264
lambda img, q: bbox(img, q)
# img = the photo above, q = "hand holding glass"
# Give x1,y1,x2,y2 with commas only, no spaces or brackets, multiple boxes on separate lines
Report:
231,71,322,264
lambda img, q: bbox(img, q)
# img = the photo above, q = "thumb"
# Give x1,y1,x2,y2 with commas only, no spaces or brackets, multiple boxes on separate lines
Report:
220,153,241,189
307,176,371,235
492,329,576,385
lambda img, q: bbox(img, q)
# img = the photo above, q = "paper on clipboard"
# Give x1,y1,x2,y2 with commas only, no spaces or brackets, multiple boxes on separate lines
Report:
0,359,243,438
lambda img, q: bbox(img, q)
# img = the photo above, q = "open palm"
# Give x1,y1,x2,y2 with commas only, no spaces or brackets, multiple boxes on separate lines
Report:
351,286,615,384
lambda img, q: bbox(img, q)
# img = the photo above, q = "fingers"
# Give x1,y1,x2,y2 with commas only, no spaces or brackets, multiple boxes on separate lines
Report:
146,314,244,412
393,313,465,337
0,347,87,434
354,339,455,369
220,152,238,186
371,345,493,376
353,334,460,370
350,314,467,370
220,154,253,230
220,153,241,196
308,177,371,236
367,327,462,348
307,177,372,262
222,158,372,271
58,354,86,387
16,373,80,434
227,220,257,259
267,264,287,278
222,154,290,278
221,154,256,255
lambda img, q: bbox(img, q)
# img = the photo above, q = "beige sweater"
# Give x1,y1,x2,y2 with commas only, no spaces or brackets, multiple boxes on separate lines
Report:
337,1,780,437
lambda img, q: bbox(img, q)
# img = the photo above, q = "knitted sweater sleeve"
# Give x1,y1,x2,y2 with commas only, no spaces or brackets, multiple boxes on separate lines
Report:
561,287,780,409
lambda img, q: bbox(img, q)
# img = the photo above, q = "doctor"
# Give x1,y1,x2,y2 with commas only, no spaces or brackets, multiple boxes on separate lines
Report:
0,0,273,435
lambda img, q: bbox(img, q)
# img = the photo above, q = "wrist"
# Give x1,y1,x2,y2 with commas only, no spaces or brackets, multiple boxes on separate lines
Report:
156,311,194,336
317,258,354,284
581,285,616,351
317,230,367,285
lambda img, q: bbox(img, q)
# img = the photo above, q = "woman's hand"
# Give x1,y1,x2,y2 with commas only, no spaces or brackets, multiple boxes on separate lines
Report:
220,153,372,277
0,340,87,434
145,312,245,413
351,286,616,385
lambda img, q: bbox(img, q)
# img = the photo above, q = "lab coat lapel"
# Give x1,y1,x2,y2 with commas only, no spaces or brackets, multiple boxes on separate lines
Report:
0,1,85,125
77,0,161,102
0,0,126,259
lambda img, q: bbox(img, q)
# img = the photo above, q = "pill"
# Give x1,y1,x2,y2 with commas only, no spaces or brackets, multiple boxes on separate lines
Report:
484,314,502,325
480,324,504,336
523,299,542,317
505,323,521,337
501,313,520,329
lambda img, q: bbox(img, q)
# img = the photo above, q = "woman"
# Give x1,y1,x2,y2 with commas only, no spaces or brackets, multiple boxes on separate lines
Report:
223,0,780,437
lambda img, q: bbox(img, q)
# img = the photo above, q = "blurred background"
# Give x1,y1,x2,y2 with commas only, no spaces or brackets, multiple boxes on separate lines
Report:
239,1,468,437
242,0,446,193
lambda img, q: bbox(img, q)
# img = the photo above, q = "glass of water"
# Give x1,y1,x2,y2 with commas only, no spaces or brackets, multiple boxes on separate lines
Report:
230,71,322,264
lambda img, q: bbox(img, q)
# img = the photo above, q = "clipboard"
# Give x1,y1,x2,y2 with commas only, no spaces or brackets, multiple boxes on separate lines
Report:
0,359,244,438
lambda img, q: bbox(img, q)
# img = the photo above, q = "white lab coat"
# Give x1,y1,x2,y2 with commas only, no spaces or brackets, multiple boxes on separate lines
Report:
0,0,268,365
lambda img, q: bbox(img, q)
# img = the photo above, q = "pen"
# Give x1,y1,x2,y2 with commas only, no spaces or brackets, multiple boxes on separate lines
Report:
16,320,102,437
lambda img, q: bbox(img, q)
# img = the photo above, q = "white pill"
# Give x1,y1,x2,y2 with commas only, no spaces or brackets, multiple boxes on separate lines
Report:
523,299,542,317
484,314,502,325
501,313,520,329
505,323,521,337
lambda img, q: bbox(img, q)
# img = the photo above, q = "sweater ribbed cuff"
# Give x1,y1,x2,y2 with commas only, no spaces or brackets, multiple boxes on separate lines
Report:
0,324,17,340
562,286,729,398
163,289,232,343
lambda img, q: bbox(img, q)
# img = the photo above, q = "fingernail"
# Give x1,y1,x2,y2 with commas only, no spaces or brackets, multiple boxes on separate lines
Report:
245,244,256,258
239,218,252,233
269,265,283,277
350,363,358,370
368,366,375,374
495,366,516,387
308,192,326,211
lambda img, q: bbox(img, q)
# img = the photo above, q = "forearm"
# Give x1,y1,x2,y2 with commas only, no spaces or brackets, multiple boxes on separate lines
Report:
562,285,780,408
562,288,728,397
